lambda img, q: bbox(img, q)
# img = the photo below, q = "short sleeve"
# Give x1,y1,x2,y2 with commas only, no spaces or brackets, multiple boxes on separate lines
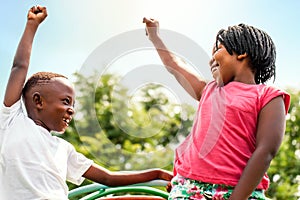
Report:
66,144,93,185
0,100,22,130
260,86,290,114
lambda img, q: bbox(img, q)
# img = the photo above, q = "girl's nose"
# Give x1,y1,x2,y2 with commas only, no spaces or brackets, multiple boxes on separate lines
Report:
209,57,215,66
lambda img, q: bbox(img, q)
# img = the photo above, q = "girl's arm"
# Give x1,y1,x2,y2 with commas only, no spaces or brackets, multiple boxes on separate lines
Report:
143,17,206,101
229,96,286,200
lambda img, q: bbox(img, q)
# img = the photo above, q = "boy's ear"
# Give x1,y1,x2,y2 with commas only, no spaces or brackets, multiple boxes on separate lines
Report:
237,53,248,60
32,92,43,110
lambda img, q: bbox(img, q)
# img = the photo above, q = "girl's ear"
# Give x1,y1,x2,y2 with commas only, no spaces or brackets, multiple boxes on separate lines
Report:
32,92,43,110
237,53,248,60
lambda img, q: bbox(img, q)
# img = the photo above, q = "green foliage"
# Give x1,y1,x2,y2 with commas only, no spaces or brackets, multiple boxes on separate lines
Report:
61,72,195,191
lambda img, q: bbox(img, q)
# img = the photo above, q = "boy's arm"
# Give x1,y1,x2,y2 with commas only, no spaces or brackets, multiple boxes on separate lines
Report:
4,6,47,107
143,17,206,101
229,96,286,200
83,163,173,187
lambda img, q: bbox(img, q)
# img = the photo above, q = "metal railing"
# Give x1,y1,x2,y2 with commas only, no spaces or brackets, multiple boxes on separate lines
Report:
68,180,169,200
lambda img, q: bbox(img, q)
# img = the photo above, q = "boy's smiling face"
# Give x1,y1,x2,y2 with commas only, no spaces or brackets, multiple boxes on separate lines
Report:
27,77,76,133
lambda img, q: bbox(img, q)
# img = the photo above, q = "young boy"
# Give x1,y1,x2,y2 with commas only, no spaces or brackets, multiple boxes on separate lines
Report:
0,6,172,199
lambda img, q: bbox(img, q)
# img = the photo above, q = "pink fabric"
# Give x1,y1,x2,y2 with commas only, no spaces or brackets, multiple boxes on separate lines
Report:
174,81,290,190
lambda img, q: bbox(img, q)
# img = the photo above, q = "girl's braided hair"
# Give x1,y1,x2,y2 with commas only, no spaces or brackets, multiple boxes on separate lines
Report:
216,23,276,84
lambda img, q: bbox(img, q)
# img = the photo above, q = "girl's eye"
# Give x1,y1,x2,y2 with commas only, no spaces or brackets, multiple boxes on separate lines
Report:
214,45,224,54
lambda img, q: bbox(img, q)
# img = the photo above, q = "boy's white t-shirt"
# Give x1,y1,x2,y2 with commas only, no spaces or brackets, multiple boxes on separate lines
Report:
0,100,93,199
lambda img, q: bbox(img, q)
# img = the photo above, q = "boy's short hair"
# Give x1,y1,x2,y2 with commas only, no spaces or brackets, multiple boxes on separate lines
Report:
216,23,276,84
22,72,67,97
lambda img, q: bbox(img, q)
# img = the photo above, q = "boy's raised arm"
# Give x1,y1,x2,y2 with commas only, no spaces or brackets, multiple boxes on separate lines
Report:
4,6,47,107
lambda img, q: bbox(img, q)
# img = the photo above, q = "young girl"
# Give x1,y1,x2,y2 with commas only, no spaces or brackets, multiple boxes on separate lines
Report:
143,18,290,200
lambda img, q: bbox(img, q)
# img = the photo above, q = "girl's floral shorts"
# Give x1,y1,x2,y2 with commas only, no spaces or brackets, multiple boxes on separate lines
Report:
168,174,266,200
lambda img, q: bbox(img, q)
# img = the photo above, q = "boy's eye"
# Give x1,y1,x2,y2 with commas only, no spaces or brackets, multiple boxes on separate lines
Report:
63,99,70,105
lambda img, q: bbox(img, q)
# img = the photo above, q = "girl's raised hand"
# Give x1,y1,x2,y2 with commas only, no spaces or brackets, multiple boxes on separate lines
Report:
143,17,160,41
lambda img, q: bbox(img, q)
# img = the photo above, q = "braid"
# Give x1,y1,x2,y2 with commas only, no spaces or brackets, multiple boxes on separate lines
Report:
216,23,276,84
22,72,67,97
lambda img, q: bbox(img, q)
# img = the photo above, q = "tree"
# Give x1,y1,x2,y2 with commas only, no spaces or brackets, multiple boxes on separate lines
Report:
62,71,195,171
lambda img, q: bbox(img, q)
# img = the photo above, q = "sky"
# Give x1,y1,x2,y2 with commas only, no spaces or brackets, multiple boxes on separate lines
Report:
1,0,300,105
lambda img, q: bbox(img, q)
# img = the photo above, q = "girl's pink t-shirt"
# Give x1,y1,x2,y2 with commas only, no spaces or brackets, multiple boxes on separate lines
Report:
174,81,290,190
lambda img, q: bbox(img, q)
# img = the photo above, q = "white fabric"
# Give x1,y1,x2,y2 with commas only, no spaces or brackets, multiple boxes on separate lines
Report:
0,100,93,200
